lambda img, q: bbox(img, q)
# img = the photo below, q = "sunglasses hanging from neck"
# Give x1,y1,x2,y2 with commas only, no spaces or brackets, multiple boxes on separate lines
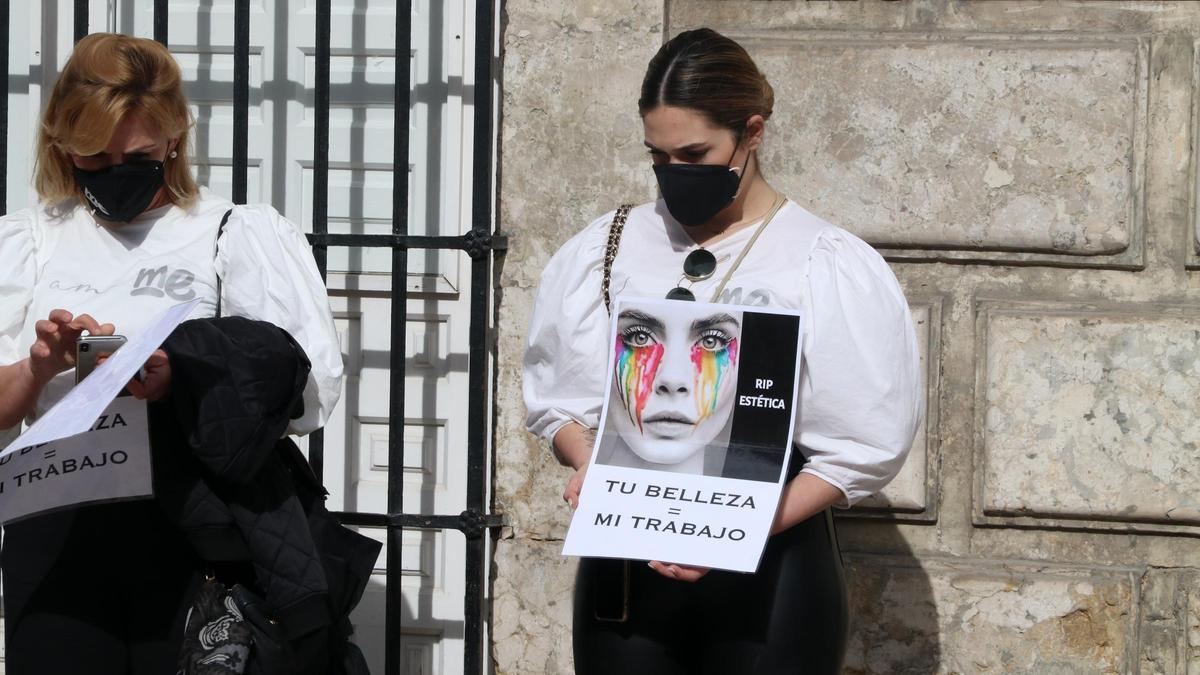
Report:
665,249,719,301
666,195,787,303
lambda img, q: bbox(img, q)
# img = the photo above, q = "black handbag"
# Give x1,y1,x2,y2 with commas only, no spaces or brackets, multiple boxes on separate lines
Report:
178,574,370,675
177,576,266,675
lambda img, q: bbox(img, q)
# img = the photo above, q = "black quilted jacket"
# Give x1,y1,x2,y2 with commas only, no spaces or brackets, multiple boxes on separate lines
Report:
151,317,380,646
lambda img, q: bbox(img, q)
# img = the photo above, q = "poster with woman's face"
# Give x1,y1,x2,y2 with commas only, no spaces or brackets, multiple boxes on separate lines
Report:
564,298,804,573
598,304,742,476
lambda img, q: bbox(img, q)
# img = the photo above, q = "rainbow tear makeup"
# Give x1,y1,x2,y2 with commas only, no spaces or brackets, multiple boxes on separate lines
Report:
691,338,738,422
615,339,664,431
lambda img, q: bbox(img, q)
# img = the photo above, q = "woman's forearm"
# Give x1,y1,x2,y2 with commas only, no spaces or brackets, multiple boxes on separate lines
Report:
551,422,595,470
771,472,845,535
0,359,48,430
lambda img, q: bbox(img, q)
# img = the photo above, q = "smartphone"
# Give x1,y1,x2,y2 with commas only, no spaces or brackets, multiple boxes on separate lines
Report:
75,335,127,383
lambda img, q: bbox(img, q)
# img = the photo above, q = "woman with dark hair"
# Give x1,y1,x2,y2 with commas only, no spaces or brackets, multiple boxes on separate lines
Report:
524,28,924,673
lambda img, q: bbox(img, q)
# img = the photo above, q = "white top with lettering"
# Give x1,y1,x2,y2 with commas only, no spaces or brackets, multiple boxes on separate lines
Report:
0,187,343,442
523,199,924,507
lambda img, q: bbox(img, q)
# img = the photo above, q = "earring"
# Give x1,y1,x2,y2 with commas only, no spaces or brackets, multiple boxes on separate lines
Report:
169,150,178,159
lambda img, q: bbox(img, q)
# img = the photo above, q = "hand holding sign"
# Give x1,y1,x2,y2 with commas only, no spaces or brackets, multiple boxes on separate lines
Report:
648,560,711,582
564,464,587,508
553,423,597,508
126,349,171,401
100,349,172,402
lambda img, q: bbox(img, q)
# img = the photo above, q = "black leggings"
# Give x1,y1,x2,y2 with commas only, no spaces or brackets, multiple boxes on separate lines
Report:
573,509,848,675
2,502,203,675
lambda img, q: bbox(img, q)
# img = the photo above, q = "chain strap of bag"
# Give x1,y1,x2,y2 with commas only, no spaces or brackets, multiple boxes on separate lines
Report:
596,202,634,622
602,204,634,315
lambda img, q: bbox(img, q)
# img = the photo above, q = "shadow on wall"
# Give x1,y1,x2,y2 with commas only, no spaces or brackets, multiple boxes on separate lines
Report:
839,519,941,675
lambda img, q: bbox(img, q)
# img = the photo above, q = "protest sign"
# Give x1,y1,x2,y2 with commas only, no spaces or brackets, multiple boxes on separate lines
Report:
0,396,151,523
562,297,804,572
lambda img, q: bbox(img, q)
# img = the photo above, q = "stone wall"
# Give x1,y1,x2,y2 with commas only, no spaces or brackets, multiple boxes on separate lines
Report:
493,1,1200,672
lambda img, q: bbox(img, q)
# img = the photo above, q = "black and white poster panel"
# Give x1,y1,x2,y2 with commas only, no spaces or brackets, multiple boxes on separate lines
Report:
0,396,152,524
563,297,804,572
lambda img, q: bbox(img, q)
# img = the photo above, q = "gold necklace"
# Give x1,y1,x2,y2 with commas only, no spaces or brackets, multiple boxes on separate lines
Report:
708,194,787,302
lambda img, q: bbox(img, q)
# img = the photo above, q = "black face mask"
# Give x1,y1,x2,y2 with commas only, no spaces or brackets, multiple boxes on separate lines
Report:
73,160,165,222
653,144,749,227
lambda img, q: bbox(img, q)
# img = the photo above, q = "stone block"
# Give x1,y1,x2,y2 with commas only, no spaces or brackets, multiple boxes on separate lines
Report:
847,298,942,520
492,538,577,675
672,0,1200,36
844,555,1136,674
500,0,664,289
976,301,1200,533
669,0,910,32
938,1,1200,35
1135,568,1200,674
724,36,1147,267
1189,40,1200,264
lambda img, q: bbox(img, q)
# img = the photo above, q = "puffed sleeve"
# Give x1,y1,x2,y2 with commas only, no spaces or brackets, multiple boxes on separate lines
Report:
0,212,38,444
216,205,344,436
797,227,923,508
522,213,613,443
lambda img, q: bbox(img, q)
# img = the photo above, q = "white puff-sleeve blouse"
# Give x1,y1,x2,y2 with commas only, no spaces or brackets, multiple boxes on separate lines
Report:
0,217,38,449
522,200,923,507
215,203,345,435
0,189,343,440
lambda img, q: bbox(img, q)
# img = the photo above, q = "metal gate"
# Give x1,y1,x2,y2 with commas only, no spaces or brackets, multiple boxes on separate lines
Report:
0,1,506,673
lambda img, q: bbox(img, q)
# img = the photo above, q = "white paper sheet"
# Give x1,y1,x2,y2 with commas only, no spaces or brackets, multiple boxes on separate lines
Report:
1,298,200,457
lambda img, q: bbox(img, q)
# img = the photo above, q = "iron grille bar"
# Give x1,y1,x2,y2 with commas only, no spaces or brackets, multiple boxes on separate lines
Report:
0,0,8,215
312,0,331,279
305,231,507,254
464,2,497,673
73,0,87,43
334,511,504,532
307,0,332,482
153,0,168,45
231,0,249,204
384,2,413,674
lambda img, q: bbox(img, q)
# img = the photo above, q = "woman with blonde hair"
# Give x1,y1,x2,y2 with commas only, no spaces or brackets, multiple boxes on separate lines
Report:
0,33,365,674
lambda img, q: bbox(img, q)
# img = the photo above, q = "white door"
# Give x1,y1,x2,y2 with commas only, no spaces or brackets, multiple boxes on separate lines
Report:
4,1,484,672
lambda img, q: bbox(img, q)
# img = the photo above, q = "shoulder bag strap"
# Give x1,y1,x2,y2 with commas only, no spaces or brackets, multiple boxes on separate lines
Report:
597,203,635,617
214,208,234,318
602,204,634,315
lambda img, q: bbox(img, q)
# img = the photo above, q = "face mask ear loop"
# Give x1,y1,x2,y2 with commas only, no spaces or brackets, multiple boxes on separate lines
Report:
728,132,752,197
725,134,744,172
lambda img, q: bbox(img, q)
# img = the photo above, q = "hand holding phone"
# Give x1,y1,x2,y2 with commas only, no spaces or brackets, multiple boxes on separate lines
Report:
75,335,128,383
28,309,114,382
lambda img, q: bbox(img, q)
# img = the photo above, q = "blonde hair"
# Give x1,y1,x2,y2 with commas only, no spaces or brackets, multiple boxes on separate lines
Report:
35,33,198,207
